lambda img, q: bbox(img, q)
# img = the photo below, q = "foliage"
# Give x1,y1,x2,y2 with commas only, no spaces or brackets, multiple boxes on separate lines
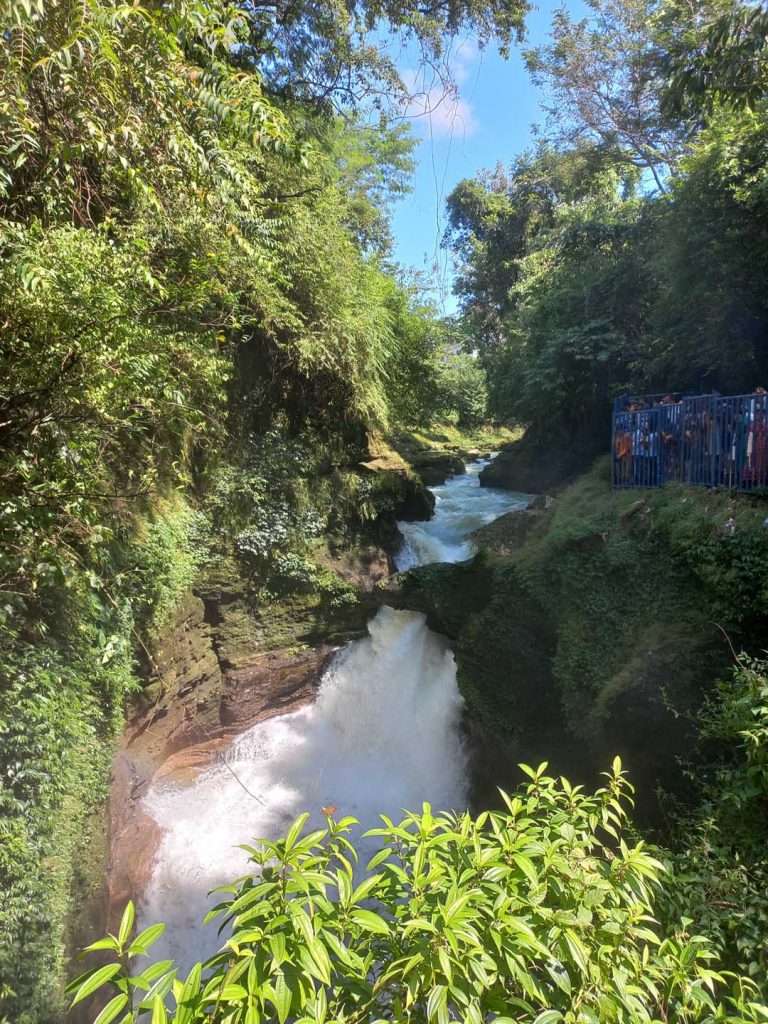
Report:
646,104,768,393
384,283,448,428
436,354,489,428
202,430,378,602
0,614,129,1020
664,1,768,116
407,460,768,822
524,0,685,191
444,0,768,437
231,0,530,111
70,761,768,1024
0,486,213,1021
661,656,768,985
0,11,471,1010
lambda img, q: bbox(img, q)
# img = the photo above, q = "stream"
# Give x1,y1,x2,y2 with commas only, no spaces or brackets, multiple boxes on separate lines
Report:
138,456,530,970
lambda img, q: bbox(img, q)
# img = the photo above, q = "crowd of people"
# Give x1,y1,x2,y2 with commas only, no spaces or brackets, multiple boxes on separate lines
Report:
613,388,768,490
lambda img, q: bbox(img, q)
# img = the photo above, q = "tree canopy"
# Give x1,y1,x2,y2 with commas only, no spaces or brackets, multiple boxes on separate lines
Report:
444,0,768,440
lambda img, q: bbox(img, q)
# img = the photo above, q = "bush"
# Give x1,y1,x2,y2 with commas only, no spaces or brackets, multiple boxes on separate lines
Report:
662,656,768,985
437,354,489,428
69,761,767,1023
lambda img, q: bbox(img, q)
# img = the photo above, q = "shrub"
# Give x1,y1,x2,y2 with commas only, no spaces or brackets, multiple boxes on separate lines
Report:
662,656,768,985
437,355,489,428
69,761,766,1023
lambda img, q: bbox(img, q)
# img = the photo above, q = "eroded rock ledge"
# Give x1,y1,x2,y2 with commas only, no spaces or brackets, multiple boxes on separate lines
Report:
108,591,344,927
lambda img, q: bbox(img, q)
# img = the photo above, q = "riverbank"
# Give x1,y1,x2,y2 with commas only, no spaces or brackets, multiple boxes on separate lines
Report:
30,429,768,1016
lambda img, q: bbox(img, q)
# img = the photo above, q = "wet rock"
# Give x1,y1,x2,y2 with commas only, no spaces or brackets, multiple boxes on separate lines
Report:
110,625,338,941
220,647,335,727
358,439,435,521
408,451,466,486
528,493,554,510
479,428,604,493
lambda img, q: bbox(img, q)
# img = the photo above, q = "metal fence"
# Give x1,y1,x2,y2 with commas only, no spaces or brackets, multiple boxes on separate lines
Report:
612,391,768,491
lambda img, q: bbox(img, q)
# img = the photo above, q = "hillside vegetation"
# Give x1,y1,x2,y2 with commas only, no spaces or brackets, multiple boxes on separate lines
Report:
0,0,520,1016
445,0,768,486
2,0,768,1021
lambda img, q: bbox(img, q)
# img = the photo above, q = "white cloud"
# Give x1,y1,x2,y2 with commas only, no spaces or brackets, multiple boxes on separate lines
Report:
400,39,479,140
404,86,476,139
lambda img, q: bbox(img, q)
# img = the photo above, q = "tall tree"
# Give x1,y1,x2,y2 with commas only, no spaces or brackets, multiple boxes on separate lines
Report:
233,0,530,110
524,0,688,192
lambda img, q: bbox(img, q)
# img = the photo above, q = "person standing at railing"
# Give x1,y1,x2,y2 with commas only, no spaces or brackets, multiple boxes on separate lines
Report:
614,424,632,486
643,417,659,486
745,407,768,487
682,408,696,483
632,417,645,484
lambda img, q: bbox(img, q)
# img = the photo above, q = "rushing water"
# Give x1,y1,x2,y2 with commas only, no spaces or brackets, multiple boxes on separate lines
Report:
139,455,528,969
395,457,531,568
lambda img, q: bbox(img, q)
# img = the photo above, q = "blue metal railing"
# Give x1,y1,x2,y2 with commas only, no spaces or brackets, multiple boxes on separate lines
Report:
612,392,768,491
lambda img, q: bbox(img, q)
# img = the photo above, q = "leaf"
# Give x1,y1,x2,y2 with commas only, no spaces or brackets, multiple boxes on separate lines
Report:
151,994,168,1024
349,908,391,935
92,994,129,1024
564,929,590,975
70,964,123,1006
350,873,384,904
128,923,166,957
437,946,453,983
283,812,309,852
533,1012,563,1024
512,853,539,885
82,936,121,954
118,901,135,947
273,970,292,1024
176,962,202,1024
135,961,175,989
365,847,392,871
219,984,249,1001
336,868,352,906
426,983,447,1023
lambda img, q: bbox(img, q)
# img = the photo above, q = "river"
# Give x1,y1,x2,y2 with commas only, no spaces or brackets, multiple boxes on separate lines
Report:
138,456,529,970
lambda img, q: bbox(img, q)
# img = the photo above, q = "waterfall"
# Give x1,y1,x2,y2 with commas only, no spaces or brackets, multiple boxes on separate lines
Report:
395,458,530,569
140,606,466,971
138,454,529,970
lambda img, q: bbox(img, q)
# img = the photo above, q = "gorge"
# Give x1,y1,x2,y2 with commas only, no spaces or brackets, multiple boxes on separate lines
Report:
133,457,529,971
4,0,768,1018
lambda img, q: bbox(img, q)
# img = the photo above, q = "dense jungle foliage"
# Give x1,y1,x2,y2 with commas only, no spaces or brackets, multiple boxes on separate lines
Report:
445,0,768,449
2,0,768,1021
0,0,517,1016
66,762,768,1024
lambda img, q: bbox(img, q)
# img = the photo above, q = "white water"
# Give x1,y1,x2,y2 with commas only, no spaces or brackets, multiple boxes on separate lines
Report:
395,457,530,569
139,455,526,969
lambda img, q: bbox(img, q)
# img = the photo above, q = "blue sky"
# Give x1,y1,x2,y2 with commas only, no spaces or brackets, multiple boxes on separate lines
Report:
388,0,586,314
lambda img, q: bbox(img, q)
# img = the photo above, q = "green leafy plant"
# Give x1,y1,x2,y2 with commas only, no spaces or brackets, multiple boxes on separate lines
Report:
662,656,768,985
69,762,767,1023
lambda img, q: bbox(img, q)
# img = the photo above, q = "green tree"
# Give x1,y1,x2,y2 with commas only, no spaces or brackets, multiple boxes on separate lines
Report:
663,0,768,117
232,0,530,110
523,0,687,192
438,352,489,427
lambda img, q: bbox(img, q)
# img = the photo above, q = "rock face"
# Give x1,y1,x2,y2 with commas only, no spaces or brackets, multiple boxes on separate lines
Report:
470,506,544,556
407,450,466,486
108,592,342,935
105,496,406,937
358,436,436,521
479,429,604,493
